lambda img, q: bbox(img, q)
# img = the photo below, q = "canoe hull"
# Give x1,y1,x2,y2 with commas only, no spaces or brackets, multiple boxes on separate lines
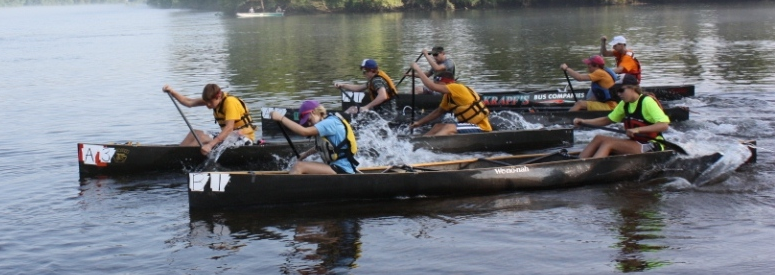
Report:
188,150,722,209
78,128,572,178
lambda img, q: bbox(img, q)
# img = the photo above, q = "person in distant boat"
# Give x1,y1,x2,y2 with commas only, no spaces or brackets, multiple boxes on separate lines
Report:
248,7,254,13
410,46,456,94
336,59,398,117
600,35,642,83
270,100,359,175
276,6,283,13
162,84,256,155
572,74,670,158
561,55,618,112
408,63,491,136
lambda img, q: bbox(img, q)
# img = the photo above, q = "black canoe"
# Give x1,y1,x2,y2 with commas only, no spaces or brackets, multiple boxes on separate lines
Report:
341,84,694,111
259,106,688,139
187,149,723,209
77,128,573,178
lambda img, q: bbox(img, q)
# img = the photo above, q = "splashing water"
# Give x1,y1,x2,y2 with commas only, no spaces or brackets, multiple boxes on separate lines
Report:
195,132,252,172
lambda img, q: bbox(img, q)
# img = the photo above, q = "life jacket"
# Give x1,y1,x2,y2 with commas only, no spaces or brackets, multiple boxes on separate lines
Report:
367,70,398,101
589,68,618,102
623,94,664,143
616,50,642,82
213,94,256,131
314,113,359,168
445,83,490,124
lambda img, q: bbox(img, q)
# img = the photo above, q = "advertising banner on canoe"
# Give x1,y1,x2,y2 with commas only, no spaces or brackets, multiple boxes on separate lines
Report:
340,85,695,111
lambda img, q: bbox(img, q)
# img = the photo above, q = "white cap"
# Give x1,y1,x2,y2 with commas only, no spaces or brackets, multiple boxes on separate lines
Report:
609,35,627,46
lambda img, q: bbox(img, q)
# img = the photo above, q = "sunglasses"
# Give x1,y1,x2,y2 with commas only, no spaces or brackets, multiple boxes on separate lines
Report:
432,53,439,57
361,69,369,74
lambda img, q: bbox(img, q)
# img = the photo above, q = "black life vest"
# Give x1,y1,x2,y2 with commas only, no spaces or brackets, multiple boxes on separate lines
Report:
623,94,664,143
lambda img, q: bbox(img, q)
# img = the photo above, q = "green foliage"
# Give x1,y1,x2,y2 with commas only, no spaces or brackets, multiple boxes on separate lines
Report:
0,0,134,6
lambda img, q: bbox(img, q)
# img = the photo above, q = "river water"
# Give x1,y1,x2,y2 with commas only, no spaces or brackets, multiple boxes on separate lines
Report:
2,3,775,274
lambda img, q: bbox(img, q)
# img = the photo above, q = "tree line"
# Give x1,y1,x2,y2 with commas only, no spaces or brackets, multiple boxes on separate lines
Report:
2,0,758,11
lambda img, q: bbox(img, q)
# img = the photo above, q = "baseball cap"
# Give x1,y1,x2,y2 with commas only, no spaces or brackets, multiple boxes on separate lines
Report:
430,46,444,54
582,55,605,66
360,59,378,69
609,35,627,46
298,100,320,125
621,74,638,85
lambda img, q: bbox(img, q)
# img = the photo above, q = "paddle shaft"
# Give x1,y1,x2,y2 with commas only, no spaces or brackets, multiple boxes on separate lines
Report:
563,70,578,102
167,92,203,147
276,121,301,158
340,87,360,113
579,123,688,155
411,69,415,135
395,53,425,86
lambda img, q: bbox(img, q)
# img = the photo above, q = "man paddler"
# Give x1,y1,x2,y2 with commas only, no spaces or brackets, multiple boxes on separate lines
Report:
408,62,491,136
336,59,398,117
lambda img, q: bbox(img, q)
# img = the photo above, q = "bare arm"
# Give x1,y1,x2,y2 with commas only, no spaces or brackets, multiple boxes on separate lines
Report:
334,83,367,92
600,36,614,57
626,122,669,138
573,116,614,128
560,64,591,81
270,111,320,137
162,85,206,107
410,62,450,94
362,87,389,109
410,107,446,129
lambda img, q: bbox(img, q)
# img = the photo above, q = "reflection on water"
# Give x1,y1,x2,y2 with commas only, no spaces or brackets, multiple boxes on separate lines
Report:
608,185,669,272
185,195,540,273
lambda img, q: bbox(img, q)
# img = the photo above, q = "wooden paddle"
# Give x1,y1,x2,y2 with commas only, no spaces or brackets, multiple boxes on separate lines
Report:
395,52,425,86
277,121,301,159
166,90,203,147
563,69,578,102
579,122,688,155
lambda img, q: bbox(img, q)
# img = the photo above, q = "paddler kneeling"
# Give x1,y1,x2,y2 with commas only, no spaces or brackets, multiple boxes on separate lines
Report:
572,74,670,158
408,62,492,136
270,100,359,175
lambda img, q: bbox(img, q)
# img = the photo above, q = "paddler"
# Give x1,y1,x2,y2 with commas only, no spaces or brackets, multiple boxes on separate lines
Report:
572,74,670,158
270,100,359,175
408,62,492,136
561,55,619,112
335,59,398,117
162,84,256,155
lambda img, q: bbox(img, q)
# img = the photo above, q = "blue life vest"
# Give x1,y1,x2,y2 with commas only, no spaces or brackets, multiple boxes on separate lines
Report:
588,68,618,102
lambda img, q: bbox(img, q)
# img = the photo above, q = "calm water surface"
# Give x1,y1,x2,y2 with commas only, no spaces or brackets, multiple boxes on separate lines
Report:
1,3,775,274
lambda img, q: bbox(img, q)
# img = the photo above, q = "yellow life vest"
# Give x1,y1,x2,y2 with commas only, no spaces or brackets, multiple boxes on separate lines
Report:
213,94,256,131
315,113,359,166
445,83,490,124
367,70,398,101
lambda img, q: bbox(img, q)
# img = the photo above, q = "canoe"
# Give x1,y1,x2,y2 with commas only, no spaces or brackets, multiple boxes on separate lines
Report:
341,84,695,111
236,12,284,18
259,106,688,138
77,128,573,178
187,149,723,209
